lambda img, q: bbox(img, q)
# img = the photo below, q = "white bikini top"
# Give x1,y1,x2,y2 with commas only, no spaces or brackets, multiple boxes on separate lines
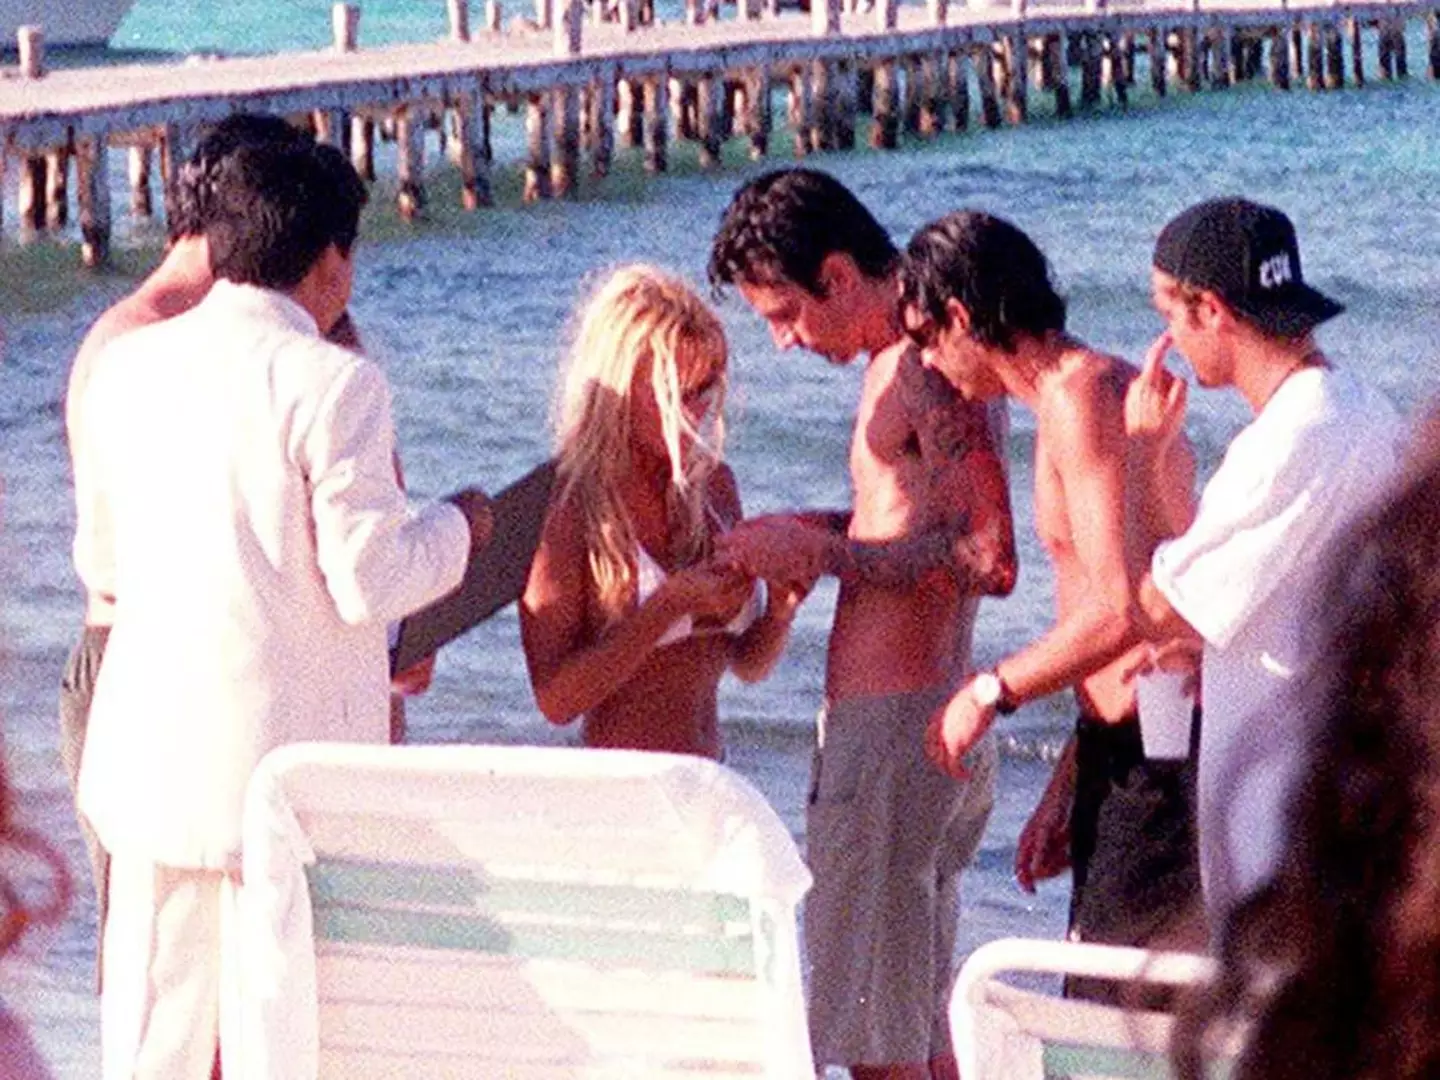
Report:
634,544,766,649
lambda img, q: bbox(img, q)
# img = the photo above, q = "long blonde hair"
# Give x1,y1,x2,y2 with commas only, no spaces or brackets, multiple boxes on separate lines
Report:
554,264,729,619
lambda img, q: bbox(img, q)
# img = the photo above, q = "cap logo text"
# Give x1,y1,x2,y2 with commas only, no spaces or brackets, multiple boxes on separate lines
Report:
1258,253,1293,290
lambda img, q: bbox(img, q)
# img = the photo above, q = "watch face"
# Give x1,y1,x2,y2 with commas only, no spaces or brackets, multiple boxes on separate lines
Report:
973,672,1002,708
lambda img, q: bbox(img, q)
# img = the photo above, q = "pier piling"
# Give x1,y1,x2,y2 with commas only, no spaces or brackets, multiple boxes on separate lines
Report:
642,76,668,173
76,138,111,268
128,145,154,218
395,108,427,218
0,0,1433,264
524,93,553,199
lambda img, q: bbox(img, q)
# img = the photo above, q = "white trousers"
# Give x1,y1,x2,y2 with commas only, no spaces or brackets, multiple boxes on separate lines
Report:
101,856,242,1080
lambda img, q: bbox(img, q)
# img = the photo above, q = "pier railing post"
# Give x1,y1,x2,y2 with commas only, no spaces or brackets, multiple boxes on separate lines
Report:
814,0,841,35
332,4,360,51
485,1,502,31
554,0,581,54
447,0,471,41
877,0,898,32
17,25,44,78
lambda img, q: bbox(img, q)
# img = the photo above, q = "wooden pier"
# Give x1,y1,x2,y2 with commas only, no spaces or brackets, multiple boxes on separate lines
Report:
0,0,1435,265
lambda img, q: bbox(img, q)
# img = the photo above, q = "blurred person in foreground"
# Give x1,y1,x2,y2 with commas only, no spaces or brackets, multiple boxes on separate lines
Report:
521,264,806,758
71,137,491,1080
1172,419,1440,1080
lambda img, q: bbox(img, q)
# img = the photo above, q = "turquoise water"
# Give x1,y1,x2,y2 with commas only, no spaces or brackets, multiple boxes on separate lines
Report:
3,3,1440,1074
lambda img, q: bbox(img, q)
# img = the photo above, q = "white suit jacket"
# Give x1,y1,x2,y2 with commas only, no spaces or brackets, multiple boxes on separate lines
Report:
74,281,471,869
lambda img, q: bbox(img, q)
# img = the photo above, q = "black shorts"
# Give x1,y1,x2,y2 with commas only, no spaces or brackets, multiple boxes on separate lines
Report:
1066,710,1201,1002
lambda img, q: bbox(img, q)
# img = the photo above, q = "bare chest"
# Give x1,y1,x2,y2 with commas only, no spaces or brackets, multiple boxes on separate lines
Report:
1033,446,1076,563
849,371,924,498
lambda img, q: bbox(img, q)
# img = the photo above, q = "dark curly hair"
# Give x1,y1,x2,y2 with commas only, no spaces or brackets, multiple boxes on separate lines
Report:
899,210,1066,353
1172,425,1440,1080
207,140,367,291
707,168,898,297
167,113,311,242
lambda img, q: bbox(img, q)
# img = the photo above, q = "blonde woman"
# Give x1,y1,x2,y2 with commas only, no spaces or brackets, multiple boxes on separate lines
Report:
521,265,810,759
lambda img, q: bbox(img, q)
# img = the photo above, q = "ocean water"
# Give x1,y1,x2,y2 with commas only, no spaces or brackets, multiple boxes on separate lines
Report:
2,2,1440,1074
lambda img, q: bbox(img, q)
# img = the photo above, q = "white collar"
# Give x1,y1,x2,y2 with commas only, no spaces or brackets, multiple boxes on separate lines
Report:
203,279,320,338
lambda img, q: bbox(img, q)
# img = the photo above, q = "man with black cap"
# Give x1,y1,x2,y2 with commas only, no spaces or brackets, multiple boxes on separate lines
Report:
1124,196,1405,928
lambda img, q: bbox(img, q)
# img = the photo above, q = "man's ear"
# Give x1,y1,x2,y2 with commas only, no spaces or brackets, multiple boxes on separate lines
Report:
1194,289,1230,332
944,296,973,335
816,251,861,299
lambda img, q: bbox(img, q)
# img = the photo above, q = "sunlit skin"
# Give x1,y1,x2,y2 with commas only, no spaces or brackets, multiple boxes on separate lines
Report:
722,256,1015,1080
907,297,1200,936
902,301,1007,402
521,353,806,759
1149,269,1234,390
736,276,868,365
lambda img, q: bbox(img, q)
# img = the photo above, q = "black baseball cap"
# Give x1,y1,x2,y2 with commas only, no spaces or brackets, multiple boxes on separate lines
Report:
1153,197,1344,338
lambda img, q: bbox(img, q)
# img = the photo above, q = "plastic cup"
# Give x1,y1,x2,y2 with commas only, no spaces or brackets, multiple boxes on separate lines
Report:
1136,671,1195,760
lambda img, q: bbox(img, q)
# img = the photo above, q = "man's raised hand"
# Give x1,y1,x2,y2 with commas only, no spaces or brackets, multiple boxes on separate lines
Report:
1126,332,1188,448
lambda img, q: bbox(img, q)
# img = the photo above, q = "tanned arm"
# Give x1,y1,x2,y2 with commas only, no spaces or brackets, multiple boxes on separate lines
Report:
826,351,1017,598
709,466,809,683
993,368,1140,704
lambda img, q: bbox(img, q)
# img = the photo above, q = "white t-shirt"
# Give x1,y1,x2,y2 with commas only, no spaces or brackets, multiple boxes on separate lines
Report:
1151,366,1403,924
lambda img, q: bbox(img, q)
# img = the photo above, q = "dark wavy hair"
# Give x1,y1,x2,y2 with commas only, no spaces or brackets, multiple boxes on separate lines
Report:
206,140,367,291
1172,426,1440,1080
899,210,1066,353
167,113,310,242
707,168,898,297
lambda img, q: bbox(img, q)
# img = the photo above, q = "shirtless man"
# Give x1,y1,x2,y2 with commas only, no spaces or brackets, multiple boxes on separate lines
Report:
708,169,1016,1080
903,211,1204,986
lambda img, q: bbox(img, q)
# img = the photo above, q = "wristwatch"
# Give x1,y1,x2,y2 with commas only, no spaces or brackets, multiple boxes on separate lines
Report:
972,670,1019,716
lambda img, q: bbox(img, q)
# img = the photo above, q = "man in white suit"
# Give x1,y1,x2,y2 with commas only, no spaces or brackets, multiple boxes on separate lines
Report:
73,137,492,1080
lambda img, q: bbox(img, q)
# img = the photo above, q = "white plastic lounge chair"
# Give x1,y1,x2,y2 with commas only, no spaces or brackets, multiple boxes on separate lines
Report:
951,937,1238,1080
232,742,814,1080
